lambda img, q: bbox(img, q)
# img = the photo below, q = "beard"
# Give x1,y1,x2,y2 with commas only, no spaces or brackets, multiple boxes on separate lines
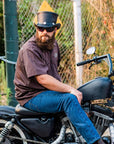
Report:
35,31,56,50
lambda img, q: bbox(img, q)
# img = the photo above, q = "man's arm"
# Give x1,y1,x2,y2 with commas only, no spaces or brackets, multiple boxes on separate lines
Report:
35,74,82,104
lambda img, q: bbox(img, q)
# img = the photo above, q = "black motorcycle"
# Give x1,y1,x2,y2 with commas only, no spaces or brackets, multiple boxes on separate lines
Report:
0,47,114,144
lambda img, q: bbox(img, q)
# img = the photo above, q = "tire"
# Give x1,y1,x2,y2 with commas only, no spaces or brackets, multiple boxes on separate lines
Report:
0,119,30,144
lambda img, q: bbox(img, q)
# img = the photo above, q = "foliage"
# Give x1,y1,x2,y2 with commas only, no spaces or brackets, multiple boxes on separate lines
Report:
0,1,4,56
0,62,13,105
17,0,36,45
56,1,74,50
0,62,7,105
81,0,113,83
0,62,6,93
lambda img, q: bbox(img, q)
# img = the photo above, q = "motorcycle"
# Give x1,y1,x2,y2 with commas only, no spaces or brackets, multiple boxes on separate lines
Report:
0,47,114,144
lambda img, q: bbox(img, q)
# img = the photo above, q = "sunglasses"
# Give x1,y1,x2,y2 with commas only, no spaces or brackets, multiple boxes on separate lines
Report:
37,27,55,32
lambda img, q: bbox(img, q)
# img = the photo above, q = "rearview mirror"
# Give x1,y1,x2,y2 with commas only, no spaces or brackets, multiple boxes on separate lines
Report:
86,47,96,55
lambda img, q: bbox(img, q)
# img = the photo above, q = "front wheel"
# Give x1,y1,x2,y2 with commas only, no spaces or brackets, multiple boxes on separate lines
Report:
0,119,30,144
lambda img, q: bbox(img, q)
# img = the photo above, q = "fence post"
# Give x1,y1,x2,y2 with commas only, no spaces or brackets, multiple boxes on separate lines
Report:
3,0,18,106
72,0,83,87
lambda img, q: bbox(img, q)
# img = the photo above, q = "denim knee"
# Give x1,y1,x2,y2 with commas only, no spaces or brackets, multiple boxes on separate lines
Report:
62,93,78,111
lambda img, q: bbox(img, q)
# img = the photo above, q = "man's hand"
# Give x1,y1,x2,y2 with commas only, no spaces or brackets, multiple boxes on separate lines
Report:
70,88,83,104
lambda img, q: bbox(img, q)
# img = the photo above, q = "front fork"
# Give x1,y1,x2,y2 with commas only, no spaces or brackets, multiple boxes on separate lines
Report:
0,118,14,143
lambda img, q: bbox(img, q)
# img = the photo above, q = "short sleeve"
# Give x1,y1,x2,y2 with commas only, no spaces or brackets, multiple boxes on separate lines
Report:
23,49,48,78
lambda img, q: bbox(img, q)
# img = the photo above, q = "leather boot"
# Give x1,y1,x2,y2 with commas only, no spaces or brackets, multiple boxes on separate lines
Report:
93,138,105,144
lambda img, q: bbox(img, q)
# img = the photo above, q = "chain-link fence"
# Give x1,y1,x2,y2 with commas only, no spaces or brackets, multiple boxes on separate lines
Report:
17,0,76,87
1,0,113,105
17,0,114,88
81,0,114,83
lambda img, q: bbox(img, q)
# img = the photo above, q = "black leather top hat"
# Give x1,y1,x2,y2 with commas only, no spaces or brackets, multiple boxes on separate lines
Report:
35,11,61,29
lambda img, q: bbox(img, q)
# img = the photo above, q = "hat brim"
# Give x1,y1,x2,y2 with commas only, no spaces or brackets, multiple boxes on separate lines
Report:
35,23,61,29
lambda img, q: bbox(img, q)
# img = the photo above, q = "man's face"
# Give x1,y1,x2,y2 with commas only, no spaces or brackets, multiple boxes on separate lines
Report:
35,26,57,50
37,27,57,43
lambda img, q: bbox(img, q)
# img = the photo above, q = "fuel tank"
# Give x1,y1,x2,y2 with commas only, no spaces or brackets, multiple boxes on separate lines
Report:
78,77,112,102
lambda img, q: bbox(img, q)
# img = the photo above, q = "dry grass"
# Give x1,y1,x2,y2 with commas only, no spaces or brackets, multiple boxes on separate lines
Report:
0,94,7,105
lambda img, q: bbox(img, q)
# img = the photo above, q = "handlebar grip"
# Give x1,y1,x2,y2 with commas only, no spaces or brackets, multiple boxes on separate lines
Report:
77,59,91,66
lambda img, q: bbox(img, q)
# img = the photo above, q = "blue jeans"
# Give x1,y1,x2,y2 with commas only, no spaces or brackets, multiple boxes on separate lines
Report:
24,90,100,144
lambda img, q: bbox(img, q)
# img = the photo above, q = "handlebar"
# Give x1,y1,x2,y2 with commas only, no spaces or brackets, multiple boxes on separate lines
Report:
77,59,94,66
77,54,113,76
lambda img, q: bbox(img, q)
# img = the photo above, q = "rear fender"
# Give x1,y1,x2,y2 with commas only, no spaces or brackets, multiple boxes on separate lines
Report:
0,105,15,118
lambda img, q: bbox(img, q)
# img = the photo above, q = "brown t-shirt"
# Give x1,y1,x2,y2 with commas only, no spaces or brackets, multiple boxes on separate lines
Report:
14,35,61,106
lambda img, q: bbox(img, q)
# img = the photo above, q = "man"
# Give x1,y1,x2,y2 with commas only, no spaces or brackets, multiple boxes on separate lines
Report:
14,11,104,144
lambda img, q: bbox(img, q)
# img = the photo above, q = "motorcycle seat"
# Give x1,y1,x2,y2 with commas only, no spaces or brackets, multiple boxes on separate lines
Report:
15,104,53,116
